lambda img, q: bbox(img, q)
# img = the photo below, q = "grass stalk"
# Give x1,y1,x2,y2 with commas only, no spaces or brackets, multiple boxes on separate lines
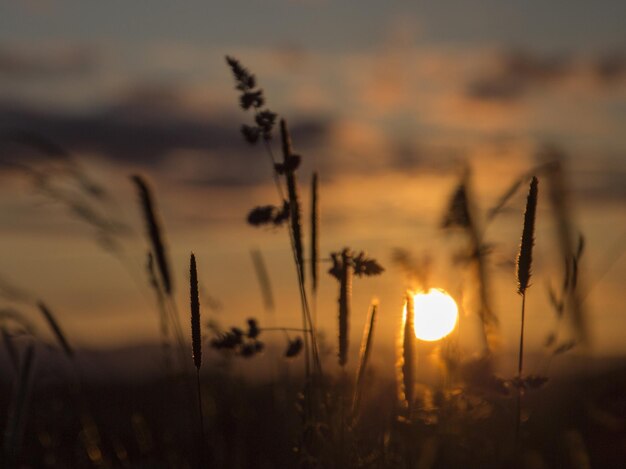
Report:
543,152,588,344
352,300,378,417
515,176,538,442
37,301,74,358
132,175,191,375
190,253,205,467
516,293,526,441
190,254,201,371
132,175,172,295
398,292,415,414
310,172,319,324
443,174,498,354
338,249,353,367
225,59,322,408
250,249,275,314
277,120,324,385
147,252,173,372
280,120,305,286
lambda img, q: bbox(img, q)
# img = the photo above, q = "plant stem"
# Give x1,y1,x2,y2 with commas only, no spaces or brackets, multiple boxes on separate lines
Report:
516,293,526,443
262,139,286,203
196,369,205,468
518,293,526,377
252,118,323,425
260,135,322,380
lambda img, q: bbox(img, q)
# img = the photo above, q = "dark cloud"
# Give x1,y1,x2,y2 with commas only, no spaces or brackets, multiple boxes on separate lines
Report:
467,48,626,103
499,49,572,83
0,93,329,186
466,78,526,102
466,49,572,102
0,45,97,80
592,50,626,84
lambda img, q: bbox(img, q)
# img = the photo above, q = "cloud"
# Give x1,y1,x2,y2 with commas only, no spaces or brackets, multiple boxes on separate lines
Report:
0,42,623,195
466,49,572,102
0,91,329,186
466,48,626,103
0,45,97,80
592,50,626,84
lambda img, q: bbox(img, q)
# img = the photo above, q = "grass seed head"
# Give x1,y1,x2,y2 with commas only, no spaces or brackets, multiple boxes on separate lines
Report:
517,177,539,295
190,253,201,370
132,175,172,295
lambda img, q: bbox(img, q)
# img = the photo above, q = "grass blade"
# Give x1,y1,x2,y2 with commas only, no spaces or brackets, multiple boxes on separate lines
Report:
338,249,353,367
37,301,74,358
397,292,415,413
132,175,173,295
543,152,588,344
310,172,319,294
280,119,305,286
250,249,275,313
352,300,378,416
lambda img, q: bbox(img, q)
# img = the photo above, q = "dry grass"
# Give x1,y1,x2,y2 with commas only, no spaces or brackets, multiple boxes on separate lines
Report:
515,176,539,442
310,172,319,297
398,292,415,414
250,249,275,314
37,301,74,358
352,300,378,416
517,176,538,296
442,172,499,355
132,175,172,296
0,55,615,469
190,253,201,371
279,119,305,287
338,249,353,367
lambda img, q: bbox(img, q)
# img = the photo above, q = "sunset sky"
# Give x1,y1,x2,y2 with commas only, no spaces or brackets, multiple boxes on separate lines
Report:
0,1,624,364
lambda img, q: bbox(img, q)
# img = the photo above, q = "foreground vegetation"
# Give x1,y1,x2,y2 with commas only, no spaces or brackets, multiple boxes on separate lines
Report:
0,56,624,468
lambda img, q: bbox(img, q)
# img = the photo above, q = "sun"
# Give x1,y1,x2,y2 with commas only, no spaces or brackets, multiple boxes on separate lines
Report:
412,289,458,341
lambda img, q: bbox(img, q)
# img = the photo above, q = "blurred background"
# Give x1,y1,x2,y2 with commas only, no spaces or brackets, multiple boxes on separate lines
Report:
0,1,624,374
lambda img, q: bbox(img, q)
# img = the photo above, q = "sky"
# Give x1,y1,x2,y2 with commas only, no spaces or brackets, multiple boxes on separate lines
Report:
0,1,624,367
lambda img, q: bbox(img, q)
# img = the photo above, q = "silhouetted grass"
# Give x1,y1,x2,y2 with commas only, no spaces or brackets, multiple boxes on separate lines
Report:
0,54,617,469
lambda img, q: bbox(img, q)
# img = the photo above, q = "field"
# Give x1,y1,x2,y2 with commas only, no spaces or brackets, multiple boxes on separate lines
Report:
0,47,625,469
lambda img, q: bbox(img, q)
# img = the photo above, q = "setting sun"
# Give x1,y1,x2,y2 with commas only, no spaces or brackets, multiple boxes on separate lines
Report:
412,289,458,341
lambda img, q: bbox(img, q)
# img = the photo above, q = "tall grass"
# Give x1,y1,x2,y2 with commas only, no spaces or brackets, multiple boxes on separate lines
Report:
310,172,319,327
250,249,275,314
189,253,205,467
338,249,353,367
279,120,305,287
132,175,172,295
543,150,588,345
225,56,323,389
515,176,538,441
37,302,74,358
0,54,609,469
442,172,499,355
146,251,172,371
132,175,190,375
190,254,202,372
398,292,415,414
352,300,378,417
